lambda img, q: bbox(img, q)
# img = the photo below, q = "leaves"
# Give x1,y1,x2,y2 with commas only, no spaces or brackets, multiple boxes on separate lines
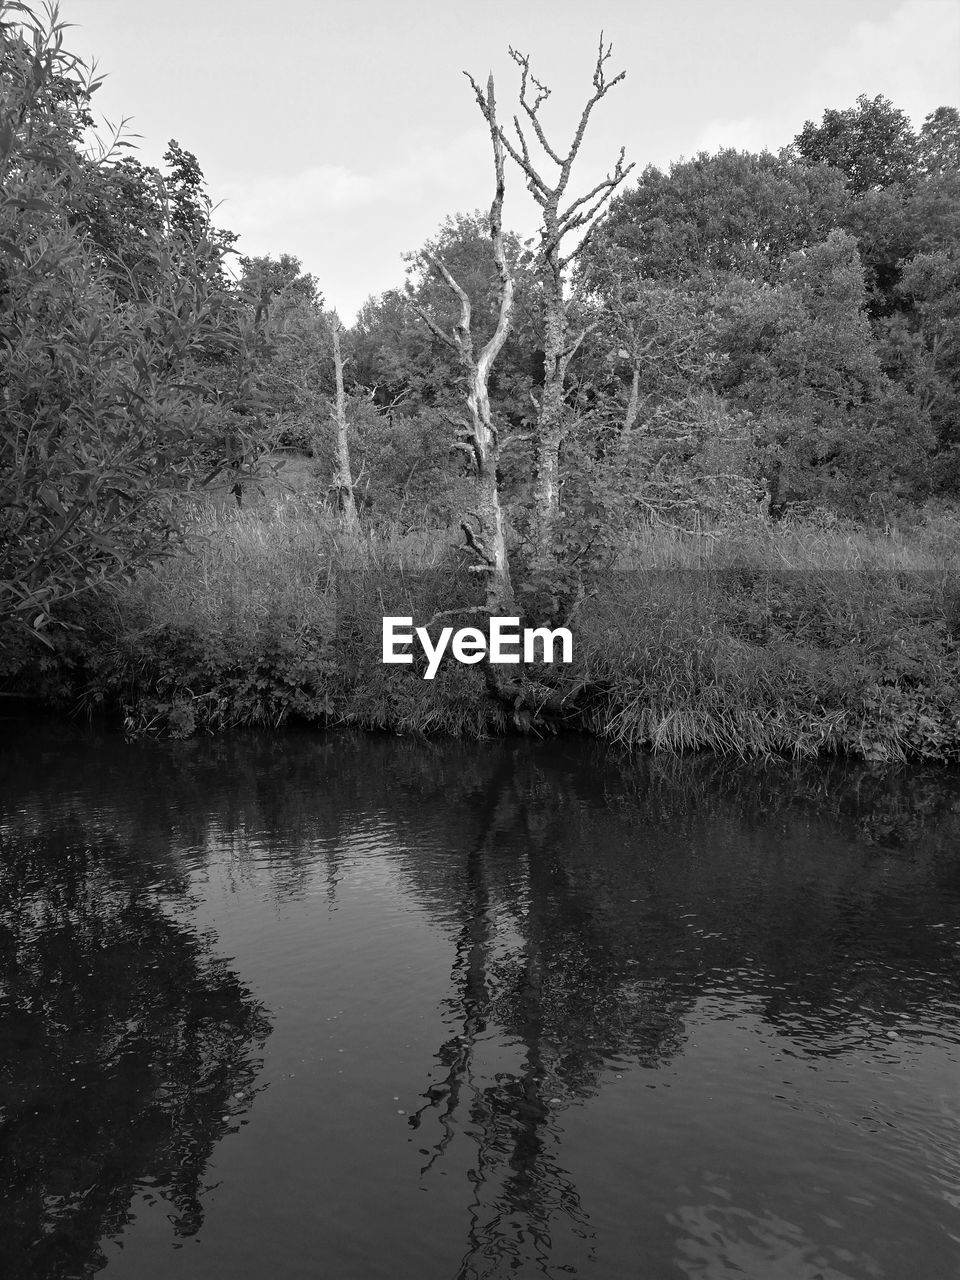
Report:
0,4,258,643
795,94,919,195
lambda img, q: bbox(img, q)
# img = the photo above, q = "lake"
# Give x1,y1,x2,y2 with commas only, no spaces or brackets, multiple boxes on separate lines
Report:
2,720,959,1279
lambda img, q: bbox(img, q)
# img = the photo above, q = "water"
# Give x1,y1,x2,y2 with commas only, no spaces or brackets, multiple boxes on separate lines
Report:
2,721,959,1280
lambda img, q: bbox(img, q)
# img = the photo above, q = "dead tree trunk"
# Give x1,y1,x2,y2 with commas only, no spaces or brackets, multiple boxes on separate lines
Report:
495,36,633,556
413,74,515,615
326,310,360,532
624,363,641,433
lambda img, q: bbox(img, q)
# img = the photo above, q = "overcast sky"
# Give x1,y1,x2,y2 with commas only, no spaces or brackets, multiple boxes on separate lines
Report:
66,0,959,320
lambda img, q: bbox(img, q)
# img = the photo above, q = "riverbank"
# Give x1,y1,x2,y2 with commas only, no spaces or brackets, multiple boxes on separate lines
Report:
11,498,960,762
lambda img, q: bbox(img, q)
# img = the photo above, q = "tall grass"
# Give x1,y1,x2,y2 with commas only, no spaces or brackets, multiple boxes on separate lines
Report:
575,507,960,761
619,509,960,571
34,496,960,761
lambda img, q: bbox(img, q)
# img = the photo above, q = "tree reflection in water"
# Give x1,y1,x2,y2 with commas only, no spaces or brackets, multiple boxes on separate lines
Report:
387,742,960,1277
0,814,271,1280
407,754,695,1278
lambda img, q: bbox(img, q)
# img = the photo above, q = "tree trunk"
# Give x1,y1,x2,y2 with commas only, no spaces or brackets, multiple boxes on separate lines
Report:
419,73,516,615
328,312,359,532
624,363,641,433
467,313,514,615
531,281,566,553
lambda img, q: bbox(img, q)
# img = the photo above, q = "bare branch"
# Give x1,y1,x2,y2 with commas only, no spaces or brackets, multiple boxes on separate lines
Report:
559,148,633,227
562,321,596,364
406,251,477,365
556,37,627,199
508,47,551,115
557,172,636,270
424,250,474,360
557,210,620,269
512,117,552,201
408,295,459,353
465,69,550,200
474,73,515,406
561,220,613,271
508,45,564,167
500,431,535,451
593,32,615,90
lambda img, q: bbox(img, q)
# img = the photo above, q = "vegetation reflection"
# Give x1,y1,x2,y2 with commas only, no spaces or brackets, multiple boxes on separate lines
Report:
0,803,271,1279
394,744,960,1274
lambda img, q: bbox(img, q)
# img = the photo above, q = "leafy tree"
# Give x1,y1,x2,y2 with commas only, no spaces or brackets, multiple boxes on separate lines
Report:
833,108,956,317
588,149,849,287
918,106,960,179
352,287,445,412
66,140,238,301
69,154,169,298
231,252,325,450
891,249,960,456
830,105,960,467
237,251,321,320
161,139,230,250
716,231,933,510
331,293,474,523
585,100,956,508
577,242,721,433
794,93,919,194
0,3,261,648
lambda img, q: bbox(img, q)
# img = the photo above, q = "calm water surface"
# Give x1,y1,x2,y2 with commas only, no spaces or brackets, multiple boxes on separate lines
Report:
2,720,959,1279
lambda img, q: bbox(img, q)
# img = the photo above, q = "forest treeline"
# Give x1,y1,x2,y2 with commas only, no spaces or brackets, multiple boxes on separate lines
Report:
2,4,959,757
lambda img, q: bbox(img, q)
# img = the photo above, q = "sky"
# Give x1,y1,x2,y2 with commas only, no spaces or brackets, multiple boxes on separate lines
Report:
62,0,960,320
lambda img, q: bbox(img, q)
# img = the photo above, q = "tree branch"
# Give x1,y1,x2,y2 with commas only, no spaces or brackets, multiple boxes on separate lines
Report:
425,250,474,360
408,296,459,352
508,45,564,167
500,430,535,451
562,321,596,364
555,35,627,197
474,73,515,403
465,70,550,200
559,148,633,226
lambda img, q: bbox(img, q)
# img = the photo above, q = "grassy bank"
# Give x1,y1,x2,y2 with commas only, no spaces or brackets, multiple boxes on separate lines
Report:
19,495,960,762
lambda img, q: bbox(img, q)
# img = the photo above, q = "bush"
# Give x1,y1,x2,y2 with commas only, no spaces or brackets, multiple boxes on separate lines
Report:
0,4,259,647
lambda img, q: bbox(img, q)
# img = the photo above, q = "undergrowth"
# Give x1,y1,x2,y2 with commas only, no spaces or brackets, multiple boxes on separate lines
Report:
12,498,960,762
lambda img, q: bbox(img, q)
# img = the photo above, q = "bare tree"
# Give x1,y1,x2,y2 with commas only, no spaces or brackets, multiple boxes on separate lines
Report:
326,310,360,531
479,36,633,555
411,74,516,613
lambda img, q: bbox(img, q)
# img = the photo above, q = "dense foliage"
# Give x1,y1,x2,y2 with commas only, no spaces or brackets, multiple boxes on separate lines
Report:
0,4,261,651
